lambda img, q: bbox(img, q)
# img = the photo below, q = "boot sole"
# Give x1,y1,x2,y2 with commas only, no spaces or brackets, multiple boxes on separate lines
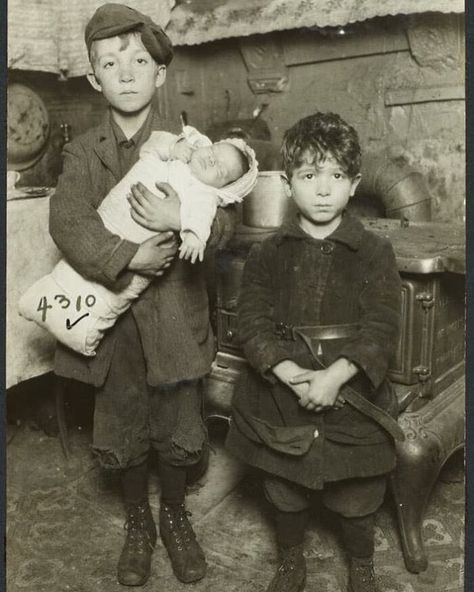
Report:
117,574,150,587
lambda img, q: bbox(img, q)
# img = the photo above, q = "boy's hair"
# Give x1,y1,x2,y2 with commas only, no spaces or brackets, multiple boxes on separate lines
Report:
89,31,138,70
281,112,361,179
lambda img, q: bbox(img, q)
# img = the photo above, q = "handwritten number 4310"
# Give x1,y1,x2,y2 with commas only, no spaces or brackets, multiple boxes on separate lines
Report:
37,294,97,322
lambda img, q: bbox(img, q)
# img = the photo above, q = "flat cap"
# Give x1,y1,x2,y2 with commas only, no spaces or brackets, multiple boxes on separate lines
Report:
85,3,173,66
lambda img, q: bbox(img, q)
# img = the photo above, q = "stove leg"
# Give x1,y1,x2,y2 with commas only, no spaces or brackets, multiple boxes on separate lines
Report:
390,440,440,572
390,378,464,573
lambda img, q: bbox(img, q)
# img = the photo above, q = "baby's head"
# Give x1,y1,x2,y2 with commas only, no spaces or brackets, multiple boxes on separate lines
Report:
189,142,250,189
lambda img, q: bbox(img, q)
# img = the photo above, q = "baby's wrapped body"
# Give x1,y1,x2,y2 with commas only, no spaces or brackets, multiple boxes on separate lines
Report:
19,127,258,355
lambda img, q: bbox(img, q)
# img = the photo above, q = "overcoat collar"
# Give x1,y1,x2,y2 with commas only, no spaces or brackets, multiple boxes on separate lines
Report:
275,212,364,251
93,107,161,181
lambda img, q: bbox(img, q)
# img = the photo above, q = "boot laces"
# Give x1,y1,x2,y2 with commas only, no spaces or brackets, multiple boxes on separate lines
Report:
353,561,376,585
163,504,196,551
277,547,301,575
123,505,153,554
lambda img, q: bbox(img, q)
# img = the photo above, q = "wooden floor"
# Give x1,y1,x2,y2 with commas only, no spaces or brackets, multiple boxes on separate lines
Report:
6,423,465,592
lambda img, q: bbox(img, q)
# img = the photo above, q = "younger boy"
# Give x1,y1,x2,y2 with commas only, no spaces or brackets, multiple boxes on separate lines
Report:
226,112,402,592
49,3,236,587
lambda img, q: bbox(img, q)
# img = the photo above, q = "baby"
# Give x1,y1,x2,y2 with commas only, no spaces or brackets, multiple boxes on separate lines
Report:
19,126,258,356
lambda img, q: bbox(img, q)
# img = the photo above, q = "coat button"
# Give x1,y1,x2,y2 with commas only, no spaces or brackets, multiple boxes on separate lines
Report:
321,242,333,254
313,428,319,438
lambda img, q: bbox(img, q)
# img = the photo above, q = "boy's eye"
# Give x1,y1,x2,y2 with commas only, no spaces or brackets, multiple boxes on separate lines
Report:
304,173,314,180
136,58,148,64
334,173,343,179
103,61,115,69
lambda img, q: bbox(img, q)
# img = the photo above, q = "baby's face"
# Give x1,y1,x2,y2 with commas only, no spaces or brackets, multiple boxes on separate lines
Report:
189,142,245,188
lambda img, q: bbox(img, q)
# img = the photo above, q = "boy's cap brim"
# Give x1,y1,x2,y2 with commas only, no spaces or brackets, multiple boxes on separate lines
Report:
85,3,173,66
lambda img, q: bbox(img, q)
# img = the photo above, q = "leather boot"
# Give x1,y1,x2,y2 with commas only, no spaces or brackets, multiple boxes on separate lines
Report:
348,557,380,592
117,501,157,586
266,543,306,592
159,503,207,583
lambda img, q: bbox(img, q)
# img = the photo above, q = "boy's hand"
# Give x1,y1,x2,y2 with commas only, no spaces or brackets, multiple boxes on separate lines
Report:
272,360,310,400
128,232,178,276
128,182,181,232
290,369,341,411
290,358,358,412
179,231,205,264
171,138,194,163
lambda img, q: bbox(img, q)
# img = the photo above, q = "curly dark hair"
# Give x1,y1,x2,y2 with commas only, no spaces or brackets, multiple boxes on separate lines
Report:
281,112,361,179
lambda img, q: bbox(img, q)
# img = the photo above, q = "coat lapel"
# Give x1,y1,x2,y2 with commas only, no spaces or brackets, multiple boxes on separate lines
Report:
93,114,121,183
92,108,163,182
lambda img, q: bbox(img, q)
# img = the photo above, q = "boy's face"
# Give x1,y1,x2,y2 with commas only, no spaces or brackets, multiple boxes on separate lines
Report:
87,34,166,115
189,143,244,189
286,150,361,229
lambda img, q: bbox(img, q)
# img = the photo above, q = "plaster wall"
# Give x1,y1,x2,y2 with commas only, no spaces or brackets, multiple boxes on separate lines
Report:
9,13,465,222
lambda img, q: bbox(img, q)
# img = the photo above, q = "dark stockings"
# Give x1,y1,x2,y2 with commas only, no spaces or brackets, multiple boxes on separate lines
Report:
158,460,187,506
275,509,309,548
339,514,375,558
121,460,148,505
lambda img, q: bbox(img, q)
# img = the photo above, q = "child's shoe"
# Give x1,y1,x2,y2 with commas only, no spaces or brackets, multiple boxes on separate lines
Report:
117,501,157,586
159,503,207,582
348,556,380,592
266,543,306,592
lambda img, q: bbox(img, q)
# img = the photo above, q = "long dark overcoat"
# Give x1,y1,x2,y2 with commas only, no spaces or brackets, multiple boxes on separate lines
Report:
49,109,235,387
226,214,402,490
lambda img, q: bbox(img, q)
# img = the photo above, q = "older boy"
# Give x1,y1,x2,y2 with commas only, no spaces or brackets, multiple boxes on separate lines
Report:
49,3,235,586
226,112,402,592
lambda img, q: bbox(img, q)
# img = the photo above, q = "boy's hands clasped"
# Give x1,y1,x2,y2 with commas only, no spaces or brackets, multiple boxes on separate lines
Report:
272,357,358,412
290,368,346,412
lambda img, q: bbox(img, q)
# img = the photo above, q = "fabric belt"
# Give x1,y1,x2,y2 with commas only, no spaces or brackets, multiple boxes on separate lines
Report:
275,323,405,443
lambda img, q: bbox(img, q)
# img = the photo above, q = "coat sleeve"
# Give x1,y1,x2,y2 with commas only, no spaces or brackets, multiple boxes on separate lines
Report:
205,204,238,252
49,140,139,289
338,237,402,389
237,242,291,378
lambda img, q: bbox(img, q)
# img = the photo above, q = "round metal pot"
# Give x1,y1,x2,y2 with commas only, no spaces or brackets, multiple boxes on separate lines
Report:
242,171,292,228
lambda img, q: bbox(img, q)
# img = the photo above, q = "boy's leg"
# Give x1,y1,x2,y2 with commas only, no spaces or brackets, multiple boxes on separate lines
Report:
93,311,156,586
323,475,387,592
263,475,310,592
150,380,207,583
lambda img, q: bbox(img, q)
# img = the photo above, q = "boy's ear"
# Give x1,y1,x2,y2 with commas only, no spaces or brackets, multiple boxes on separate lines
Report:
350,173,362,197
280,173,292,198
87,70,102,93
154,65,167,89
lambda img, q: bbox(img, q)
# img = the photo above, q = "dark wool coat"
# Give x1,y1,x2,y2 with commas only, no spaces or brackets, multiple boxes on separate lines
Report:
49,108,235,387
226,213,402,490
